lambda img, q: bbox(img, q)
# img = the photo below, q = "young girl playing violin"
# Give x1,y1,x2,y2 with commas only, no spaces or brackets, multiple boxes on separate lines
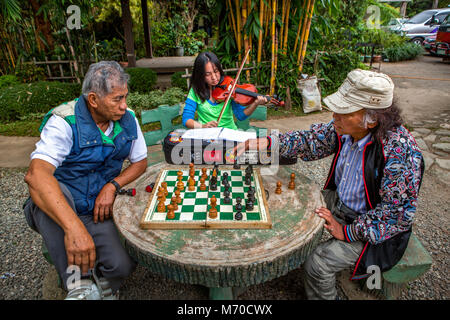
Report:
182,51,268,130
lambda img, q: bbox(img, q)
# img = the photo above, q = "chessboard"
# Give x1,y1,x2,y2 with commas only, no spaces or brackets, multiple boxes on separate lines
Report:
139,164,272,229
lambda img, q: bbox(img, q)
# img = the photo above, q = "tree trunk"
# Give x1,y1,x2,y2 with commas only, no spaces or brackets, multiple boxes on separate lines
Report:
400,2,408,17
141,0,153,58
120,0,136,67
29,0,54,52
432,0,439,9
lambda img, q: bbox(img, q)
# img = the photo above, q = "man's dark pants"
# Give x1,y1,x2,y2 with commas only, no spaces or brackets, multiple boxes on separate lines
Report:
23,182,136,293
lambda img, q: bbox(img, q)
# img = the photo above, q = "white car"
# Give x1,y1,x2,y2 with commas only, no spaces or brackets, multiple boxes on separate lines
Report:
396,8,450,45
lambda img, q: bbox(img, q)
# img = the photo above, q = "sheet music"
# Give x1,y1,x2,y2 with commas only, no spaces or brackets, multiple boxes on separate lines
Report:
181,128,256,142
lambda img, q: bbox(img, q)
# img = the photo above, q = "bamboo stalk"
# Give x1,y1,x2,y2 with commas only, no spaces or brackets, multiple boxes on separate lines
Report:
242,0,250,81
296,0,311,64
257,0,264,64
282,0,290,54
234,0,242,61
270,0,277,96
279,0,286,54
299,0,315,72
227,0,238,46
293,0,306,54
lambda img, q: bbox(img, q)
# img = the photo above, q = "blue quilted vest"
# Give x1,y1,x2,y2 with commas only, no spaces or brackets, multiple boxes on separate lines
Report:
40,96,137,215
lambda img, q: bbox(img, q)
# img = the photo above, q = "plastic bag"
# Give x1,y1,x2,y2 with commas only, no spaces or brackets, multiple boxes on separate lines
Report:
297,76,322,114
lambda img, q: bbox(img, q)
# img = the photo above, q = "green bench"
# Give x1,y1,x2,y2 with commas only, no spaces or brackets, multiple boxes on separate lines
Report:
360,231,432,300
141,104,184,146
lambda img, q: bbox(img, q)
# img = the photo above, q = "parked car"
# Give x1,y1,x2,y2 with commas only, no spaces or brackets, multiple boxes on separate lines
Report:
383,18,408,32
393,8,450,45
423,34,437,54
429,15,450,58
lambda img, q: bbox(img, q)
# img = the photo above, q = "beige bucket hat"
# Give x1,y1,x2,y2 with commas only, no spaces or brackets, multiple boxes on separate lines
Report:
323,69,394,114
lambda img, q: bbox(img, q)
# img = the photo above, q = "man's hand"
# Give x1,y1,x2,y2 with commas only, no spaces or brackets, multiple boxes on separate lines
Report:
64,226,96,275
93,182,117,223
315,207,345,241
233,137,268,158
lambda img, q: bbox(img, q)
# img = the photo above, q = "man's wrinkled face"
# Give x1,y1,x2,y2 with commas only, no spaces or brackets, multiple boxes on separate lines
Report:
94,85,128,122
332,109,370,141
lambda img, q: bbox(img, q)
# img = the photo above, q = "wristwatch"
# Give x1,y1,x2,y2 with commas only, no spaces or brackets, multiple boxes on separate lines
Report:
109,179,121,193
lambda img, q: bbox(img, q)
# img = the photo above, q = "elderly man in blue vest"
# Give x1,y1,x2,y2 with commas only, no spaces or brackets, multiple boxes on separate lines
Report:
23,61,148,300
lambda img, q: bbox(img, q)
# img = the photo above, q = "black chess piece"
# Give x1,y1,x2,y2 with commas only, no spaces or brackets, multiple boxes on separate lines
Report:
244,174,251,186
210,182,217,191
223,189,231,204
235,197,243,212
246,199,254,211
234,211,243,220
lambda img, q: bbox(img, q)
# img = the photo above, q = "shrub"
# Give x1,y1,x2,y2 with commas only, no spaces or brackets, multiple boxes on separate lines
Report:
14,63,46,83
171,71,187,91
0,81,82,122
383,42,423,62
127,87,186,119
0,75,19,89
126,67,157,93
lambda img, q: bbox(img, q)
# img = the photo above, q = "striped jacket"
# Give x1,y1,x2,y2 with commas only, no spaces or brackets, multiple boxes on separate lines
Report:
272,121,424,245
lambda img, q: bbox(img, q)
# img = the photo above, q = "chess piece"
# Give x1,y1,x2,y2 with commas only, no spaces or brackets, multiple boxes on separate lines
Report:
188,176,195,191
246,199,254,211
289,173,295,190
157,198,166,213
170,196,178,211
161,182,168,196
235,197,243,212
275,181,282,194
167,204,175,219
177,173,185,191
234,211,243,221
199,178,207,191
223,189,231,204
209,195,218,219
174,189,182,204
201,167,207,179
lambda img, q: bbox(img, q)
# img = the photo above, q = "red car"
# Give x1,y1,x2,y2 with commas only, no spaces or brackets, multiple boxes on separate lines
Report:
430,16,450,58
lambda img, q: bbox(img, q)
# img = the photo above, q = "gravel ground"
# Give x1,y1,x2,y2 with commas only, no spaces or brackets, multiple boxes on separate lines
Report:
0,154,447,300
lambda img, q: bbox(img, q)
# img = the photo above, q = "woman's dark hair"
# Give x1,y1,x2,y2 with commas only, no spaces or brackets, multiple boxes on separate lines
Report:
190,51,224,102
363,100,403,140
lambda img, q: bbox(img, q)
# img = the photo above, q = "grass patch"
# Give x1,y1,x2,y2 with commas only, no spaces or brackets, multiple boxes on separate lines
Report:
0,120,41,137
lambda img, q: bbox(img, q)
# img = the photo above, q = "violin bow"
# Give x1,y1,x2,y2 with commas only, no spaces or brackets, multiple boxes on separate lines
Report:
216,48,251,124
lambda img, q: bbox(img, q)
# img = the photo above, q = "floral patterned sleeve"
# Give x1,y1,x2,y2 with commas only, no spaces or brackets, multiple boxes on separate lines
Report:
273,121,338,161
345,128,424,245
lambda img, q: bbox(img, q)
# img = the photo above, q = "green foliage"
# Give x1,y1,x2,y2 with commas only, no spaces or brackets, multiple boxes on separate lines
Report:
383,42,424,62
0,81,82,122
0,119,41,137
126,87,186,119
95,38,126,61
171,71,187,91
126,68,157,94
181,30,207,56
14,64,46,83
0,75,19,89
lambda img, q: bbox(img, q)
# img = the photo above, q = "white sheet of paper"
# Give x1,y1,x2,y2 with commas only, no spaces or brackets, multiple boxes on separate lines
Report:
181,127,256,142
181,128,223,140
218,128,256,142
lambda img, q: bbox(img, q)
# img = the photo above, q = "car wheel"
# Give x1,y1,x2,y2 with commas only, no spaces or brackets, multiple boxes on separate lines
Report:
411,37,424,45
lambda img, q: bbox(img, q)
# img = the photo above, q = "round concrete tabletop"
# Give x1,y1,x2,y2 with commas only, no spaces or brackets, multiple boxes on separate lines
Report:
113,162,325,288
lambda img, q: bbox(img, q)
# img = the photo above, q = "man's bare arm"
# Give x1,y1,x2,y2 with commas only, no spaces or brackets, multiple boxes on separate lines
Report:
24,159,96,274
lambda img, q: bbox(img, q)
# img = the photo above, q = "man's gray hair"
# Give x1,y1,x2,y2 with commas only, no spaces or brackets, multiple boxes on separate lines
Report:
82,61,129,98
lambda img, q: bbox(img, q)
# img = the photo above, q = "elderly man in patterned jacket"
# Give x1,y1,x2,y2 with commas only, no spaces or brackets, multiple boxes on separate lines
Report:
235,69,424,300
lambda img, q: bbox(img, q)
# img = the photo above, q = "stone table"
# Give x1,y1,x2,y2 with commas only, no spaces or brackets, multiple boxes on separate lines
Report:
113,162,325,299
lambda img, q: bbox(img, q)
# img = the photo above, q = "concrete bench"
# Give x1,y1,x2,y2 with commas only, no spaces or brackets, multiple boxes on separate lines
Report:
378,231,432,299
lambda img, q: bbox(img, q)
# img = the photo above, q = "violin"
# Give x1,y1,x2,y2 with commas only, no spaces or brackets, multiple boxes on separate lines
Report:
212,75,285,108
